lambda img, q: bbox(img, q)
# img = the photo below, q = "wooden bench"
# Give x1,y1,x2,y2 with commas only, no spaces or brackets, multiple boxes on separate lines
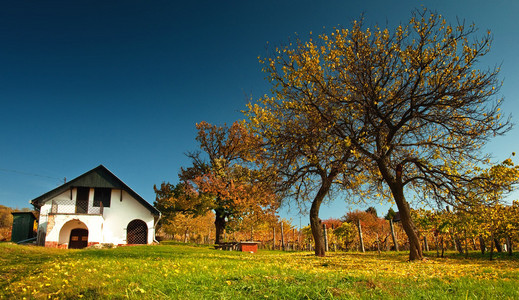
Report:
215,242,238,251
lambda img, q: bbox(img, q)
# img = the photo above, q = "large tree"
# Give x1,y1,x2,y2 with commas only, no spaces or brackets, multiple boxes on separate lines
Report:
156,121,279,244
250,8,512,260
245,44,359,256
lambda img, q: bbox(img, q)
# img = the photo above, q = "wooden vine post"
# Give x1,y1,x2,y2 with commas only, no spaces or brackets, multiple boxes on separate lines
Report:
281,222,285,251
323,223,328,252
357,219,365,253
272,227,276,250
390,219,398,251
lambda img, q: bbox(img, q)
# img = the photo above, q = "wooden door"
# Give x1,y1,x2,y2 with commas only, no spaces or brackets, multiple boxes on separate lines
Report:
76,187,89,214
69,228,88,249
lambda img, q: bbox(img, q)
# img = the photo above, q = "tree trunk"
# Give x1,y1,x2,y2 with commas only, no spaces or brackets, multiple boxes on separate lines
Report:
309,173,336,257
490,235,494,261
494,238,502,252
214,212,226,245
389,183,423,260
440,236,445,258
309,202,325,256
454,234,463,254
434,235,439,257
479,235,486,254
507,236,513,256
376,233,381,254
463,229,469,258
378,161,422,260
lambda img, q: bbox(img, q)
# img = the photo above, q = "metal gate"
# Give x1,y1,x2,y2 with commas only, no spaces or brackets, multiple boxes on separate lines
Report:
127,220,147,244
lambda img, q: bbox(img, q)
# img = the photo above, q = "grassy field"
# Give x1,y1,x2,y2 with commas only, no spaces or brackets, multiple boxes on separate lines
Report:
1,243,518,299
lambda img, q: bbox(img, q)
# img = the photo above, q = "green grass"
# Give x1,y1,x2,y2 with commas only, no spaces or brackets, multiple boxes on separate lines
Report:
1,243,518,299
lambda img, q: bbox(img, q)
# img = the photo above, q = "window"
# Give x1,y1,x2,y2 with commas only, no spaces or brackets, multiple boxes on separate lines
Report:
76,187,89,214
93,188,111,208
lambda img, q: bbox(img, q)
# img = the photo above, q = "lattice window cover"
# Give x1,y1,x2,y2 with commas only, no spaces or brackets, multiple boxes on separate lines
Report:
127,220,148,244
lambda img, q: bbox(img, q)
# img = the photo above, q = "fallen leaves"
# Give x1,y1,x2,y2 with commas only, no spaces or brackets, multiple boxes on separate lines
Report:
2,243,519,299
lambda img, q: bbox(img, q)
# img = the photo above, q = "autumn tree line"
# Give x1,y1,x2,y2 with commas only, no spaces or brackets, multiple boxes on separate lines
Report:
154,200,519,259
154,7,519,261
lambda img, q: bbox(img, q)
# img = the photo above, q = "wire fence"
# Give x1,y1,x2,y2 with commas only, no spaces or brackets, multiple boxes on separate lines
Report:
49,200,103,215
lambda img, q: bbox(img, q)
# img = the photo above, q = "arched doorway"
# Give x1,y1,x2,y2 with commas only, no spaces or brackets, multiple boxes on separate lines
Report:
59,219,88,249
127,219,147,244
69,228,89,249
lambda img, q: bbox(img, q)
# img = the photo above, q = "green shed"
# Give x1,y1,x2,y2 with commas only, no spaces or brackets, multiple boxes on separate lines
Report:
11,212,37,243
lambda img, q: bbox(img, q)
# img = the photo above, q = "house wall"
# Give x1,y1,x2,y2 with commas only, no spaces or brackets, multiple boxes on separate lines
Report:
102,189,156,245
37,188,156,247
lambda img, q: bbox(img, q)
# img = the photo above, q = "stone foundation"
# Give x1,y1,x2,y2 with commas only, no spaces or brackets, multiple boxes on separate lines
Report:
45,241,59,248
44,241,68,249
44,241,98,249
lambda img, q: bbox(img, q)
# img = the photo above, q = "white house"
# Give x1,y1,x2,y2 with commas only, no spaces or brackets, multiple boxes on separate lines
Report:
31,165,161,249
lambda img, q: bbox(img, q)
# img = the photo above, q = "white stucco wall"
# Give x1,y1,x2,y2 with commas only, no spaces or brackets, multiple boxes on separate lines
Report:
102,189,156,244
37,188,156,246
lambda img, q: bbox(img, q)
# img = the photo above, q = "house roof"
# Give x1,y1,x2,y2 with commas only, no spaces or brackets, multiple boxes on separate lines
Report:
30,165,160,216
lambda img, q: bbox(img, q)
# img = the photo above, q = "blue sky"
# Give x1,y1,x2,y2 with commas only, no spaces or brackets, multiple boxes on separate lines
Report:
1,0,518,225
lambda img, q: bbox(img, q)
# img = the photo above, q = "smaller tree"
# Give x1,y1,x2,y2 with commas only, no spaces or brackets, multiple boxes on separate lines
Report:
365,207,378,218
384,208,396,221
154,182,211,226
333,222,357,250
322,218,343,229
158,212,215,243
158,121,280,244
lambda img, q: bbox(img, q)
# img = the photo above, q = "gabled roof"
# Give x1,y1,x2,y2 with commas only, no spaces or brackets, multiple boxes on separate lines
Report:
30,165,160,216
